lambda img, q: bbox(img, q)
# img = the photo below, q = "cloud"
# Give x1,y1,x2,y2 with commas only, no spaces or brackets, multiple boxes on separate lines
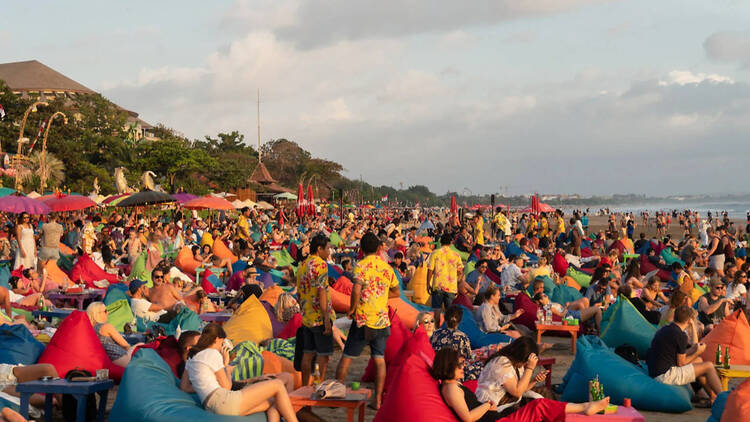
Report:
704,31,750,64
658,70,734,86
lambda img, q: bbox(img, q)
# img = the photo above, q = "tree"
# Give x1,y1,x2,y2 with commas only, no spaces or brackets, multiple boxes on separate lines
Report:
261,139,311,187
18,151,65,191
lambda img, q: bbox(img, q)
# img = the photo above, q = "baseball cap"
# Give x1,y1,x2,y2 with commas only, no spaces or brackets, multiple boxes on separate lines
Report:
129,279,147,294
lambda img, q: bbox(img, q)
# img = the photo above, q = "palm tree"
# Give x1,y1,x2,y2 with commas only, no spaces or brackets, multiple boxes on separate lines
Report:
19,151,65,191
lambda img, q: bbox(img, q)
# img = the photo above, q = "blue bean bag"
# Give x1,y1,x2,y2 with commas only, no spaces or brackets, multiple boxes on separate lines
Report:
232,260,248,274
104,284,130,306
706,390,730,422
137,307,202,336
0,262,10,289
457,305,510,348
0,324,45,365
599,296,657,358
550,284,583,306
328,263,343,280
560,336,692,412
110,349,266,422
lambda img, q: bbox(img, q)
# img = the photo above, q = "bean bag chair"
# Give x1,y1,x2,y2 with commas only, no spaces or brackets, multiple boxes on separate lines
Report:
107,299,134,332
452,293,473,309
599,296,656,358
384,325,435,390
552,252,569,277
700,310,750,366
563,276,581,291
660,248,684,267
133,336,183,377
330,287,351,313
566,267,592,288
270,249,295,268
212,239,238,263
175,247,201,276
128,251,152,286
361,308,410,382
608,240,627,259
707,390,730,422
0,264,10,289
513,292,539,331
259,284,283,307
463,260,476,276
387,297,420,329
278,313,302,340
200,269,218,294
230,260,248,275
261,351,302,389
43,259,72,292
103,283,129,306
448,244,470,262
200,232,213,248
332,276,353,295
621,238,635,254
37,311,123,381
230,340,265,381
327,263,343,279
639,255,672,283
136,307,202,337
110,349,266,422
59,242,75,256
720,379,750,422
265,338,295,361
224,295,273,345
550,283,583,306
456,305,511,348
329,231,343,247
261,300,284,337
374,354,456,422
70,253,119,287
559,336,692,412
527,275,555,297
0,324,45,365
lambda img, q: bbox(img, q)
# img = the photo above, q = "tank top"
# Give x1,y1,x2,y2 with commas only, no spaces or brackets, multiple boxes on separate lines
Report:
94,323,127,360
440,383,503,422
698,294,726,325
710,237,724,256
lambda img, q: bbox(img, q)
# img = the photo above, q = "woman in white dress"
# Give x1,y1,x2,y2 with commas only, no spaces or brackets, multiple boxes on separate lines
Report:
14,213,36,270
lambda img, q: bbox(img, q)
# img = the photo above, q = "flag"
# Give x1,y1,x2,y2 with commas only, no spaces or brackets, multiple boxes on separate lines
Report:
28,119,47,154
0,104,5,119
381,194,388,202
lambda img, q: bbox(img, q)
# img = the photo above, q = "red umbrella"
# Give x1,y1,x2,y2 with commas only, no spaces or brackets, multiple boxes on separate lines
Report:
0,195,51,215
307,185,315,216
41,194,97,212
296,183,304,219
183,195,234,210
450,196,457,214
278,209,285,227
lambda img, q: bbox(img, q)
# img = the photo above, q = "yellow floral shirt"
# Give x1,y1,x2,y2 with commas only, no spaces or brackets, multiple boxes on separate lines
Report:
296,255,333,327
556,216,565,235
474,218,484,246
428,246,464,294
352,255,399,329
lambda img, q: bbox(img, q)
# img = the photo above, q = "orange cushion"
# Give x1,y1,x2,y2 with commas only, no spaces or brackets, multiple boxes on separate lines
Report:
43,260,73,292
332,276,353,295
175,247,201,275
259,285,283,307
262,351,302,389
59,242,75,256
722,378,750,421
387,297,419,329
701,310,750,365
330,288,350,313
564,276,581,291
212,239,238,263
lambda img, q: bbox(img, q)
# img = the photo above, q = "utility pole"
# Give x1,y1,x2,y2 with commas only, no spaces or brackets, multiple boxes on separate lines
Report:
257,89,261,163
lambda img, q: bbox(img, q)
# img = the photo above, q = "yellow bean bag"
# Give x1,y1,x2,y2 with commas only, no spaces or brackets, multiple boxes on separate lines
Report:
259,285,283,307
212,239,238,263
224,296,273,345
175,247,201,276
407,264,430,305
200,233,214,248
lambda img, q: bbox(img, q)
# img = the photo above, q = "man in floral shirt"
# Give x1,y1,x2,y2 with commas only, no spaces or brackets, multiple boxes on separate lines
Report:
427,232,464,325
296,233,334,386
336,232,400,409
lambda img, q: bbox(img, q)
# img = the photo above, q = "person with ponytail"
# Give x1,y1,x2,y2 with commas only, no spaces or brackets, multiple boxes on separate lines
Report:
180,323,298,421
430,305,483,380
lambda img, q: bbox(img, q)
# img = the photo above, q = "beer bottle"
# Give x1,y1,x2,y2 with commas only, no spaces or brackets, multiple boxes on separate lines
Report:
724,347,731,369
715,345,722,365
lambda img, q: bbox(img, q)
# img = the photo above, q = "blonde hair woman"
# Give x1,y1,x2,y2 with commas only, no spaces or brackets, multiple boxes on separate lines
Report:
273,293,300,323
86,302,138,366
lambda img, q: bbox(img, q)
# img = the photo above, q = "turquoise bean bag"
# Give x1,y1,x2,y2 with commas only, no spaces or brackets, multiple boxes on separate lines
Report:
456,306,510,348
0,324,45,365
560,336,692,412
110,349,266,422
232,260,248,274
104,284,130,306
0,263,10,289
599,296,657,358
550,284,583,306
527,275,555,297
707,390,730,422
137,307,202,336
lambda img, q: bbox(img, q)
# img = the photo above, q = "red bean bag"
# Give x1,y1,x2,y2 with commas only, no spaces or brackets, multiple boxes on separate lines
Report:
212,239,238,263
361,308,410,382
37,311,123,381
452,294,473,309
374,354,455,422
332,276,353,295
384,325,435,391
639,255,672,282
722,378,750,422
200,269,217,294
278,313,302,340
513,292,539,331
552,252,569,277
133,336,182,377
69,253,119,287
608,240,627,260
175,247,201,276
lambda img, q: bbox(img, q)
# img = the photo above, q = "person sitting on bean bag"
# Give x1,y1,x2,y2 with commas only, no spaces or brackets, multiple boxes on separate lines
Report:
86,301,141,366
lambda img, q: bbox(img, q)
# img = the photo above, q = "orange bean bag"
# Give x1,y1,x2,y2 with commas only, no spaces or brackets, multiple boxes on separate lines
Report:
43,259,73,293
330,287,350,313
387,297,419,330
175,247,201,275
332,276,353,295
563,276,581,291
721,378,750,422
701,310,750,365
59,242,75,256
262,351,302,389
212,239,238,263
259,284,283,307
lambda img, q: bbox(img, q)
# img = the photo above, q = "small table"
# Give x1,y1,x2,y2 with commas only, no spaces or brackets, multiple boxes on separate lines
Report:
565,405,644,421
536,322,580,355
32,309,73,321
200,312,232,323
716,364,750,390
16,378,114,422
289,386,371,422
48,289,105,310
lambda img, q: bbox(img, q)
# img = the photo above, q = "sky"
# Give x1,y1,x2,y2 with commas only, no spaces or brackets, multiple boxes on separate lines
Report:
3,0,750,197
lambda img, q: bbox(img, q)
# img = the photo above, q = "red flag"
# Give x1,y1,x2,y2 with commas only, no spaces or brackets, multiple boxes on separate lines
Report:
28,118,47,153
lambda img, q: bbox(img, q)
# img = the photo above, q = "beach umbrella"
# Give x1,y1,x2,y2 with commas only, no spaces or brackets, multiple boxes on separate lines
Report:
116,190,175,207
256,201,274,210
0,187,17,198
172,192,198,204
307,185,315,216
419,220,435,232
295,184,304,218
273,192,297,200
241,199,257,208
41,194,97,212
102,193,130,205
0,195,50,215
231,199,245,209
88,194,105,204
183,195,234,210
26,191,41,199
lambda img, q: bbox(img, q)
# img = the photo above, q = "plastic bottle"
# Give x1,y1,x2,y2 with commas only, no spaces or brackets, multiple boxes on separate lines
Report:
537,309,544,324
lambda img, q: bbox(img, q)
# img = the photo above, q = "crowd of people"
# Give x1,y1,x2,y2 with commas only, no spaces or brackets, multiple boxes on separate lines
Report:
1,200,749,421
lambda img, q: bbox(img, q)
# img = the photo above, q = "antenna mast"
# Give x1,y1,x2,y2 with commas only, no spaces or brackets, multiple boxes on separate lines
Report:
257,88,261,163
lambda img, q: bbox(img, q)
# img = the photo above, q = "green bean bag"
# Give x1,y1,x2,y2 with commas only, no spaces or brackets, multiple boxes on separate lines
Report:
264,338,295,361
110,349,266,422
129,252,152,287
463,260,475,276
270,249,295,268
107,299,134,332
660,249,684,267
329,231,343,247
566,267,592,288
550,283,583,306
560,336,692,412
230,341,264,381
449,245,469,262
599,296,657,359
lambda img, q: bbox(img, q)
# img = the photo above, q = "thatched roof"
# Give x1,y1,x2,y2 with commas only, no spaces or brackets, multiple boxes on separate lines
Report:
248,162,276,185
0,60,95,94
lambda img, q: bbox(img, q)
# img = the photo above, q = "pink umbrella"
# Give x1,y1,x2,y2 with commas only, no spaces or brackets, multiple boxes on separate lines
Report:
0,195,51,215
41,194,97,212
172,192,198,204
307,185,315,216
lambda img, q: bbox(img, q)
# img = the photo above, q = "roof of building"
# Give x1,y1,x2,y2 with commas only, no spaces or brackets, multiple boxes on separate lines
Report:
248,161,277,184
0,60,95,94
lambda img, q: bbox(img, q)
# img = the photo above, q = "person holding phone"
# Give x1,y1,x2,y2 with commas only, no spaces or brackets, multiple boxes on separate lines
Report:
181,323,298,421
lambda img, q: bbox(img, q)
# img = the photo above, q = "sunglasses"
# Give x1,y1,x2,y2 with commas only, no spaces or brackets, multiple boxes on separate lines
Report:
422,318,435,324
153,275,164,279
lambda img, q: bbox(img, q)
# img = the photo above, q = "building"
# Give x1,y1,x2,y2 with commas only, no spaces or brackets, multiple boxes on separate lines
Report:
0,60,157,141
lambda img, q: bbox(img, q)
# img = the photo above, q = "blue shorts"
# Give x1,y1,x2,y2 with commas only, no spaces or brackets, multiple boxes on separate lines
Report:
343,324,389,358
431,290,456,311
567,310,581,320
301,325,334,356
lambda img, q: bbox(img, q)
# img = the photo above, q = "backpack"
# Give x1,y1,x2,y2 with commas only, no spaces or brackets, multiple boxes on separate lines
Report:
62,369,97,422
614,344,640,366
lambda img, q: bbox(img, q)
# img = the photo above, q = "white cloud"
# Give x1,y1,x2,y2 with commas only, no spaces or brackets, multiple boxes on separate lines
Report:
704,31,750,64
658,70,734,86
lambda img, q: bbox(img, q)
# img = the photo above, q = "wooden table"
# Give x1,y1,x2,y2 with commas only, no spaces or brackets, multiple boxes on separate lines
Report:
199,311,232,323
716,364,750,390
536,322,580,355
289,385,371,422
17,378,114,422
47,289,105,310
565,406,644,421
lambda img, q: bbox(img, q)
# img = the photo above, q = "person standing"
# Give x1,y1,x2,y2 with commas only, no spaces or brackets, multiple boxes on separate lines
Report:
38,213,63,272
13,213,36,270
81,216,100,256
336,232,400,409
296,234,334,386
237,207,251,242
427,232,464,325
